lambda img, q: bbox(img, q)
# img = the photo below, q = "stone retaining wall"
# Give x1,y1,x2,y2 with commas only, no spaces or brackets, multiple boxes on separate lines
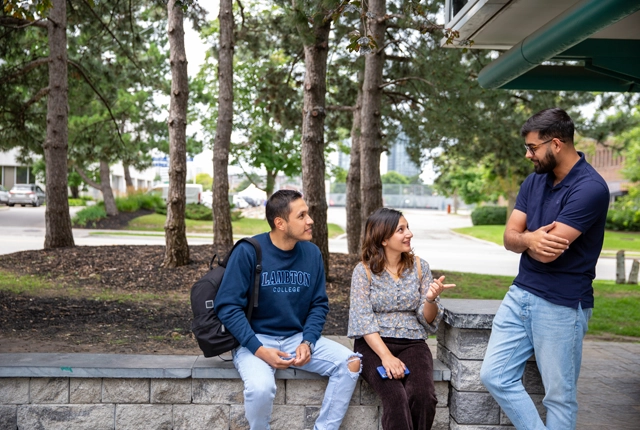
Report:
0,299,545,429
0,352,450,429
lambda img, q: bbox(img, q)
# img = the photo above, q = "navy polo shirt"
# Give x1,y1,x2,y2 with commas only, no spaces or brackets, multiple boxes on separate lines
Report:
512,152,609,309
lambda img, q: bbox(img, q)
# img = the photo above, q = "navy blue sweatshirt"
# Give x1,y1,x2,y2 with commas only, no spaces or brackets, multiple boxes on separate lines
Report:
215,232,329,354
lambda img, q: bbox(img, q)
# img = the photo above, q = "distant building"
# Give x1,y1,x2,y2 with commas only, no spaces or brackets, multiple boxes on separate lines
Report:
0,149,41,189
387,133,421,178
0,148,155,197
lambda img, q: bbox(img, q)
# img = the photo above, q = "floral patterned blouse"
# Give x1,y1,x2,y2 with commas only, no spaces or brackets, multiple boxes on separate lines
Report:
347,258,444,340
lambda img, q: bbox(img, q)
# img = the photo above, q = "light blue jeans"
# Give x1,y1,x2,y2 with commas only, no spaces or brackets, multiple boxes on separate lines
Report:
480,285,592,430
233,333,361,430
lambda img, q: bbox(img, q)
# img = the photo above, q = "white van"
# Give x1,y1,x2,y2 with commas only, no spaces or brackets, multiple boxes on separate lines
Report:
150,183,203,205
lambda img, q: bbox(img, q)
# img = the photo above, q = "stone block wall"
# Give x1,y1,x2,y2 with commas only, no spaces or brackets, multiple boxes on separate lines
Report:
0,353,450,430
438,299,545,429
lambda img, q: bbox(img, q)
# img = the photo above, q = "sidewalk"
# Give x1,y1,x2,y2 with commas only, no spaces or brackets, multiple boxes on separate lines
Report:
577,341,640,429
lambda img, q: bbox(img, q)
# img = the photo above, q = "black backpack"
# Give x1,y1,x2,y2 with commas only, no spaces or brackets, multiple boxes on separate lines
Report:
190,237,262,358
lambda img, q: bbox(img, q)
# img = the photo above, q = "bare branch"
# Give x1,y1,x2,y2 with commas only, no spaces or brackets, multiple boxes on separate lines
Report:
67,59,125,145
2,58,50,82
379,76,434,89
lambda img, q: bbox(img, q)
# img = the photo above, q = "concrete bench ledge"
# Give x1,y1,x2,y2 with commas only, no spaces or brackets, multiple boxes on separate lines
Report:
0,353,450,381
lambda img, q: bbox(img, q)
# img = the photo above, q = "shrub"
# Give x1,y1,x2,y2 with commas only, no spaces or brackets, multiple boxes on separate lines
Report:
68,198,85,207
115,191,165,213
471,206,507,226
606,208,640,231
606,192,640,232
72,205,107,227
185,203,212,221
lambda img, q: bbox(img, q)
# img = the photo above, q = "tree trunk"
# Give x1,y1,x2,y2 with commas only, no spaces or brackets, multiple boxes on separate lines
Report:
359,0,386,239
123,162,134,194
346,88,362,255
212,0,234,249
69,185,79,199
301,19,331,276
43,0,74,249
99,159,118,216
164,0,190,268
266,170,276,199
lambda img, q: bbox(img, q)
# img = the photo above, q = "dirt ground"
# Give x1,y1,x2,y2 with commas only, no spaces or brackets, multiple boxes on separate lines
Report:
0,211,360,355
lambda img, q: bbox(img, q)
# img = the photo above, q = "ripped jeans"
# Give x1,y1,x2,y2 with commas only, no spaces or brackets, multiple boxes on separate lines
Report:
233,333,362,430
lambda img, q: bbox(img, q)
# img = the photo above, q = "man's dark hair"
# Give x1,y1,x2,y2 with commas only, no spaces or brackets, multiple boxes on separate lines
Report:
266,189,303,230
520,108,574,144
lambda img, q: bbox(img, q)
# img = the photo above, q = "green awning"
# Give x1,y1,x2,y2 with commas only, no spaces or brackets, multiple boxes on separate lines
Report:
477,0,640,92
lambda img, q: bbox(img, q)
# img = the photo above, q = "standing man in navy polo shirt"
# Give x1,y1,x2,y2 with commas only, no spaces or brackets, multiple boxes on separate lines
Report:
480,108,609,430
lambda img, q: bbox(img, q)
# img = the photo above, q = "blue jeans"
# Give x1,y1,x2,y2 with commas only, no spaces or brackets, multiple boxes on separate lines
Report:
233,333,361,430
480,285,592,430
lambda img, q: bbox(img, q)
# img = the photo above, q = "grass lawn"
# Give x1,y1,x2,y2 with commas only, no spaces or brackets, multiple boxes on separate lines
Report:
440,271,640,338
121,213,345,238
450,225,640,339
452,225,640,256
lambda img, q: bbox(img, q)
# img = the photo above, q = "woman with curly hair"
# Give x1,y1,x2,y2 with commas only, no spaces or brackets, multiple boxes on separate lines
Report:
348,207,455,429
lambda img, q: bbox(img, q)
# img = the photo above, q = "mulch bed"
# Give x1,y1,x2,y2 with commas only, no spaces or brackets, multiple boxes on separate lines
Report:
0,213,361,354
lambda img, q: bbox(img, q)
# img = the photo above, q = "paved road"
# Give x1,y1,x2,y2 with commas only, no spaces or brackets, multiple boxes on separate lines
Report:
0,205,633,281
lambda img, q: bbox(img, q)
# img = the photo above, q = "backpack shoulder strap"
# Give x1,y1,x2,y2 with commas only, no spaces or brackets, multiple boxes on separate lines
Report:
219,237,263,320
415,256,422,281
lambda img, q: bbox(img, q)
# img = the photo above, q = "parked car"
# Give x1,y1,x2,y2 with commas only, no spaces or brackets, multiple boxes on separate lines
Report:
149,183,203,205
8,184,46,207
0,185,9,205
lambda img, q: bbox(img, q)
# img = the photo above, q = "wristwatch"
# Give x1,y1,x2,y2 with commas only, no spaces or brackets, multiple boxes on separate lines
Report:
301,340,315,355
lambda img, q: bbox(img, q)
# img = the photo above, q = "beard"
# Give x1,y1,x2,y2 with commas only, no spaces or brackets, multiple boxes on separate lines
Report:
533,147,557,174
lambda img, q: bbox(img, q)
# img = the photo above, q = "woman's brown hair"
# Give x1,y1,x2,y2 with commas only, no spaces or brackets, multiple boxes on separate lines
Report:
361,208,414,277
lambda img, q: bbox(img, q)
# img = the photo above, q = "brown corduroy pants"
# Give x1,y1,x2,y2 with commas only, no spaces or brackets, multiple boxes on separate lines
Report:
354,337,437,430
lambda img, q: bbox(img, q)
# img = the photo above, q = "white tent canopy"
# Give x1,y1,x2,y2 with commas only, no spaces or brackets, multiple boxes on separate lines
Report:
237,184,267,205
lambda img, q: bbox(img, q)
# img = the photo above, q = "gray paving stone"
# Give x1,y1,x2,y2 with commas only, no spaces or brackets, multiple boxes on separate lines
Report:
0,353,195,378
340,405,379,429
17,404,114,429
192,379,244,404
115,404,172,429
0,405,17,430
102,378,149,403
69,378,101,403
151,378,191,404
173,404,230,430
0,378,28,404
30,378,69,404
450,390,500,425
440,299,501,329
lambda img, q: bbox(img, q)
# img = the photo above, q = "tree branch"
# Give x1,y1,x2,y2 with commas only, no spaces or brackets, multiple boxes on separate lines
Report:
327,105,356,112
79,0,144,73
386,55,411,62
21,87,50,114
379,76,434,89
0,17,47,29
383,90,425,106
2,58,50,82
377,13,404,23
73,165,103,191
67,59,125,145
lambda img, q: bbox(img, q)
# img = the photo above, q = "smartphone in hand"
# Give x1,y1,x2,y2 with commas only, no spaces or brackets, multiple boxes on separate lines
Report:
377,365,410,379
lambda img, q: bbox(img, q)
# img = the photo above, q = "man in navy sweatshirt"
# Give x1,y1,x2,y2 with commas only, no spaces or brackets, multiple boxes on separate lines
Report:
216,189,362,430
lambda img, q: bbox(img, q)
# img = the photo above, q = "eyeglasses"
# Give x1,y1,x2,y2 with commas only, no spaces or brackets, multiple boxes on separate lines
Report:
524,138,555,155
